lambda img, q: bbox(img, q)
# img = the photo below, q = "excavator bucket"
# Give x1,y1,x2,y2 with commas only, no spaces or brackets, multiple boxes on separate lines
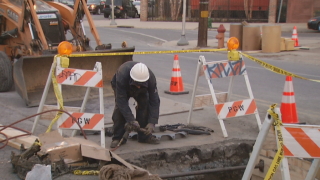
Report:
14,47,135,107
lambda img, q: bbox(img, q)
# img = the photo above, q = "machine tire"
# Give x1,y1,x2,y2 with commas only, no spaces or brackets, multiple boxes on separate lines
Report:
318,23,320,32
0,52,13,92
97,8,101,15
134,11,139,18
122,11,127,19
104,13,110,18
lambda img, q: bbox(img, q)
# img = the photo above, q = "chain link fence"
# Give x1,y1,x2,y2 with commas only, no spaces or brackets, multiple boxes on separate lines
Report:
147,0,269,22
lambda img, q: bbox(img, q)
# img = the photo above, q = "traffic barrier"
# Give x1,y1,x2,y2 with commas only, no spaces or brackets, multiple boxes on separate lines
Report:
292,26,299,47
187,55,262,138
56,59,105,147
32,56,105,148
280,76,299,124
165,54,189,95
242,104,320,180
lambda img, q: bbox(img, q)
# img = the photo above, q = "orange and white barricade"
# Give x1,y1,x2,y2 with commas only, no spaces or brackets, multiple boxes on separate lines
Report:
32,57,105,148
55,59,105,147
242,105,320,180
187,55,261,137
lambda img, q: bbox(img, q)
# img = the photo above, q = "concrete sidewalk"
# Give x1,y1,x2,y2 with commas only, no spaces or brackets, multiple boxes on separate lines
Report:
84,18,313,33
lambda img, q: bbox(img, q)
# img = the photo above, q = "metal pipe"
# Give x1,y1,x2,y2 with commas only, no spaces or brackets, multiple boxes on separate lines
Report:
177,0,189,46
110,0,117,25
277,0,283,23
28,23,35,39
160,163,263,179
80,20,86,36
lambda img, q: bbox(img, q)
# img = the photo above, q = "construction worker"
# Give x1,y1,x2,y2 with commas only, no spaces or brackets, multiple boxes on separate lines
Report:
110,62,160,148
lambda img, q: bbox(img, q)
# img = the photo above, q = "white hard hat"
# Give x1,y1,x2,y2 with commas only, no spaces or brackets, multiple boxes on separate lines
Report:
130,63,150,82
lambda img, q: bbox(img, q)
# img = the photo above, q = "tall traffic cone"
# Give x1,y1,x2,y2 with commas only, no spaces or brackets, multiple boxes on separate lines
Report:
292,26,299,47
164,54,189,95
280,76,299,123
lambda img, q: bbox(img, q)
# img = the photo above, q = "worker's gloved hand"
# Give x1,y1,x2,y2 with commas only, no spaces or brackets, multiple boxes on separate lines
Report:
125,120,140,131
144,123,155,135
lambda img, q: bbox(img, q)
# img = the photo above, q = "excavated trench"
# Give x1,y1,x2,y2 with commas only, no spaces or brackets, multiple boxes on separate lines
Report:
120,139,256,180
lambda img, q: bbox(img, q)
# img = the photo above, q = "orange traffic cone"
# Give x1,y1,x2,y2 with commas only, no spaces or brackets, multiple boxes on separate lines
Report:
292,26,299,47
280,76,299,123
164,54,189,95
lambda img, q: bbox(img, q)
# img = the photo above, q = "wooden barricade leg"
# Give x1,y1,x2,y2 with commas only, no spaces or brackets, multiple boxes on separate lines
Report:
244,73,262,131
274,108,291,180
305,159,320,180
242,111,275,180
99,83,105,148
32,63,54,134
58,82,63,135
226,76,235,102
187,59,202,124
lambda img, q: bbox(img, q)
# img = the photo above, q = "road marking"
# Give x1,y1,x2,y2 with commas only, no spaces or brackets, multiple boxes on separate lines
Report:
107,28,167,42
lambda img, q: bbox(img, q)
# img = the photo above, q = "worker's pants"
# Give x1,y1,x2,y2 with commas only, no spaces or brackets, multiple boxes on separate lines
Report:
112,91,150,143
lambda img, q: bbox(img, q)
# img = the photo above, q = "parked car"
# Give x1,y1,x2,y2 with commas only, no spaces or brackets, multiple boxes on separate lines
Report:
132,1,140,18
103,0,138,19
87,0,104,15
307,16,320,32
53,0,74,9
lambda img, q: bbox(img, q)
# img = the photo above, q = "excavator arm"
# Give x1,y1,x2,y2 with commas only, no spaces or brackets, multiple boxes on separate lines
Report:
71,0,102,47
25,0,49,50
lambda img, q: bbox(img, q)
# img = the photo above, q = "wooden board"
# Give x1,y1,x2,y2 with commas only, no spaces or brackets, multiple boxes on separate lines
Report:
0,124,38,149
40,105,81,120
252,155,307,180
261,126,277,150
193,93,227,108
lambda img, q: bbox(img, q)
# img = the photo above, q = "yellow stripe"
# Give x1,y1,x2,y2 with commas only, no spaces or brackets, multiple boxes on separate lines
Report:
240,52,320,83
264,104,284,180
68,48,228,57
46,55,65,133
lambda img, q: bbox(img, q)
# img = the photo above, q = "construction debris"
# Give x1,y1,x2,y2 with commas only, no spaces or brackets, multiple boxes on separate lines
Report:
159,123,214,135
9,130,160,179
25,164,51,180
99,164,162,180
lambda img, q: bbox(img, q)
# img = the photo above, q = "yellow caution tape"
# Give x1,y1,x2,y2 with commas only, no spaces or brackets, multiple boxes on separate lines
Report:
34,141,42,146
66,48,320,83
240,52,320,83
73,170,99,175
264,104,284,180
68,48,228,57
46,55,65,133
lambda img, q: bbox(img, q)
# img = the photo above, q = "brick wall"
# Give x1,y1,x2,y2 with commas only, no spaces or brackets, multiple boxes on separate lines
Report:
286,0,314,23
314,0,320,16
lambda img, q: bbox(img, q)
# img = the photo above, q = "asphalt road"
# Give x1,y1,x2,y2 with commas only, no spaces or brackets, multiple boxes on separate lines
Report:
81,15,320,124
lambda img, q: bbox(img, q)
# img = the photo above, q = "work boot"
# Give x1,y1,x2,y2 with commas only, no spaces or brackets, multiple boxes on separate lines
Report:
110,140,126,148
141,136,160,144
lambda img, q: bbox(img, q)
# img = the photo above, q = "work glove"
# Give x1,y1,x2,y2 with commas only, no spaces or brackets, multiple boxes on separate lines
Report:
125,120,140,131
144,123,155,135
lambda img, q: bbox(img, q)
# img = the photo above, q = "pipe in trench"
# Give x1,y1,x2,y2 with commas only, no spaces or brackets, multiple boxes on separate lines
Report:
159,163,262,179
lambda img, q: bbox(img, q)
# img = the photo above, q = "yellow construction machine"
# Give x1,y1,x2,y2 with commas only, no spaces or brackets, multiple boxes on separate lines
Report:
0,0,134,106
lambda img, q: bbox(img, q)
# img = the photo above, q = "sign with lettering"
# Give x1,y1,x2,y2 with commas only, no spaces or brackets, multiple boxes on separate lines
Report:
58,112,104,130
215,99,257,119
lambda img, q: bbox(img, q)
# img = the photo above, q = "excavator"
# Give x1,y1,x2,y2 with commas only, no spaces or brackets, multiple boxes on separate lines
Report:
0,0,134,106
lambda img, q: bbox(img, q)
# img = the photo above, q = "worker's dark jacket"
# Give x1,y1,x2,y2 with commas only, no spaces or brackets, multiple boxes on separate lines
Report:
111,61,160,124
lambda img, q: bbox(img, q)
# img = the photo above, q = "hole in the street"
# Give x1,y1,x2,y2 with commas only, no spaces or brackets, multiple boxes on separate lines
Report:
120,139,256,180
